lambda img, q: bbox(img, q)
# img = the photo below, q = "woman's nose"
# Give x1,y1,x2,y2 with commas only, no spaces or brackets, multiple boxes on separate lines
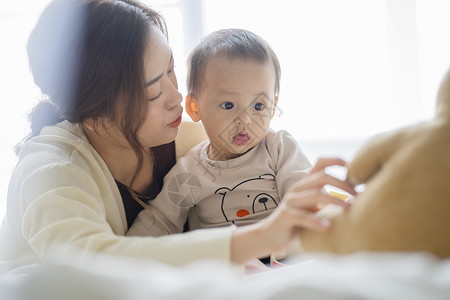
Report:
166,81,182,109
169,88,182,108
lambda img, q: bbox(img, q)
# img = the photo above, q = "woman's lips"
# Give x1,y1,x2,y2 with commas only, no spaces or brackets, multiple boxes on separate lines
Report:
232,132,249,146
169,114,182,128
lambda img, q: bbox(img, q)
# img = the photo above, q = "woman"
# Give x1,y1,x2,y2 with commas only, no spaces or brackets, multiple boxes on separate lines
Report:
0,0,355,273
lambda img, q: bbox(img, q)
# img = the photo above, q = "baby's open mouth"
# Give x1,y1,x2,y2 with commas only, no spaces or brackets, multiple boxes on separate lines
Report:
232,132,249,146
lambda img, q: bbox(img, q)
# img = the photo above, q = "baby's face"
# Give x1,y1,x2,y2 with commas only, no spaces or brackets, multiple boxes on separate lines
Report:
196,56,277,161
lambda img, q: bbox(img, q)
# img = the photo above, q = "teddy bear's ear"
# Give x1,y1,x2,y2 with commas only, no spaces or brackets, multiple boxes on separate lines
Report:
346,130,404,185
215,187,231,195
436,67,450,120
259,173,275,180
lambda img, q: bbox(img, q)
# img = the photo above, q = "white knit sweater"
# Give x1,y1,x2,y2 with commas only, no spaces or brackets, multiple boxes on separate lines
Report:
0,122,233,275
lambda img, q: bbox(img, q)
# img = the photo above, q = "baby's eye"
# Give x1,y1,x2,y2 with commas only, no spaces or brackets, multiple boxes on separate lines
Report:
252,102,266,111
220,102,235,110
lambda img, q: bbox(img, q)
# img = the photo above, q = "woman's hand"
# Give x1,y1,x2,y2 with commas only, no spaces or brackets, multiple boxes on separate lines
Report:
244,258,271,275
230,158,356,265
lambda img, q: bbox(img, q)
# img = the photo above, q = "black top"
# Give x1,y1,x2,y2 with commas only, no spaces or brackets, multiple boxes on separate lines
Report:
116,141,176,229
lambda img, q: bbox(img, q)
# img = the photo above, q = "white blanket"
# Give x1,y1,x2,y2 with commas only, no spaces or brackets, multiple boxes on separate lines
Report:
1,252,449,299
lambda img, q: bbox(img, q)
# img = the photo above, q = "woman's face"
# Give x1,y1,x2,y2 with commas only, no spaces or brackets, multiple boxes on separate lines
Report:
84,27,182,153
139,27,183,148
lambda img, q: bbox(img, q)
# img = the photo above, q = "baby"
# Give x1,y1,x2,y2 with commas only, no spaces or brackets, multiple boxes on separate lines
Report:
128,29,311,237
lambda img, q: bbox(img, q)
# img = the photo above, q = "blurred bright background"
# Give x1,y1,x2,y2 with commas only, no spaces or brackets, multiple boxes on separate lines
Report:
1,0,450,218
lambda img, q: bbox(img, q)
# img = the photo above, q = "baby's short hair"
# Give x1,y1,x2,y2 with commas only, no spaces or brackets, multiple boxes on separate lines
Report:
187,28,280,97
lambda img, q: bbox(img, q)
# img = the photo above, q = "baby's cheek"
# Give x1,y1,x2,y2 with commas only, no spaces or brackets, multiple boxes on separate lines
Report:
253,111,271,127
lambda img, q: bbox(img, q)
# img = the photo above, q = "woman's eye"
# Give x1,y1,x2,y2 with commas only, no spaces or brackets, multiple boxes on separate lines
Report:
220,102,235,110
252,102,265,111
148,91,162,101
167,66,174,75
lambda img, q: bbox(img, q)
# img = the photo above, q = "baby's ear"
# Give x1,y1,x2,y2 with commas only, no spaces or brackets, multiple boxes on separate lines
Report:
186,94,201,122
271,96,279,118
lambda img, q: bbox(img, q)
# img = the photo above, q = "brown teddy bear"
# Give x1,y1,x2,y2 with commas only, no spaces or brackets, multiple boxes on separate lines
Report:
300,68,450,258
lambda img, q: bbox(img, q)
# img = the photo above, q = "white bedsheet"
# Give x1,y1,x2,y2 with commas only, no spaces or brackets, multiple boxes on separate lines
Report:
1,252,449,299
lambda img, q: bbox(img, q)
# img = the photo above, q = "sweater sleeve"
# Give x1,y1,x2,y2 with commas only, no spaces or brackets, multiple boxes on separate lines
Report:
17,162,233,267
267,130,312,198
126,157,194,237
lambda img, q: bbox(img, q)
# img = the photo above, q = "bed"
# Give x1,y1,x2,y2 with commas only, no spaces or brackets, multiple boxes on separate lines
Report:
1,251,449,299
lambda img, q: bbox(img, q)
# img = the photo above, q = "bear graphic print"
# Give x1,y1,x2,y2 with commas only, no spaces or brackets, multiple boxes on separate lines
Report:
215,174,278,224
